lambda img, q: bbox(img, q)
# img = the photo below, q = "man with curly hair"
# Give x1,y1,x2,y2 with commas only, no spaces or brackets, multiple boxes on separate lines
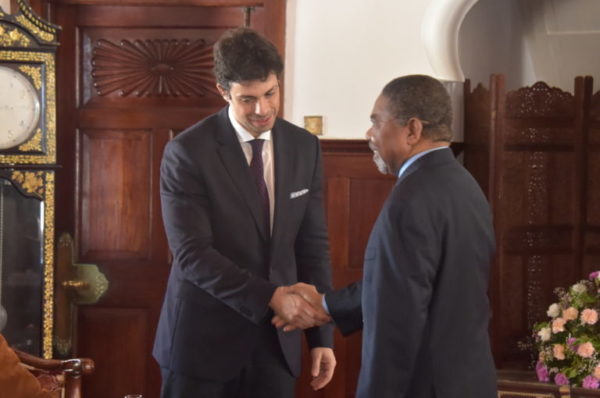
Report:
153,28,335,398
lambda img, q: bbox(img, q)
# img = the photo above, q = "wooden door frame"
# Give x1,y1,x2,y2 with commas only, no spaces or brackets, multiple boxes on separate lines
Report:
46,0,286,63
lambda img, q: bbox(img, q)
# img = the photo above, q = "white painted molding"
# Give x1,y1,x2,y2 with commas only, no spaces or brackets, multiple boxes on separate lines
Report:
422,0,479,81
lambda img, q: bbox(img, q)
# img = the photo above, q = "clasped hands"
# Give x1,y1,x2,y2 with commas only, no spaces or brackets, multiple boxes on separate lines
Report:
269,283,336,390
269,282,330,332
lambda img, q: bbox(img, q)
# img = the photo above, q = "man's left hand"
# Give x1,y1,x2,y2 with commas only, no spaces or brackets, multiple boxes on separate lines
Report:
310,347,336,390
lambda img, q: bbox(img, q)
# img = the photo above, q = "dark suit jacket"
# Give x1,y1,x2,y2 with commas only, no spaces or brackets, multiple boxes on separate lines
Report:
326,148,496,398
153,107,333,381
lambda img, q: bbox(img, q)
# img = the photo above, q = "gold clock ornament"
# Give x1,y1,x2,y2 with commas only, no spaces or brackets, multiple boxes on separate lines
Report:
0,0,59,165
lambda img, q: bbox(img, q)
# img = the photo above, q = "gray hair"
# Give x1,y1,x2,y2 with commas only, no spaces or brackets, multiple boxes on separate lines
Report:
381,75,453,142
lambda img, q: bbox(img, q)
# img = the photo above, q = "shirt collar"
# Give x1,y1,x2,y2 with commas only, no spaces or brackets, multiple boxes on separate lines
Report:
228,105,272,143
398,146,448,178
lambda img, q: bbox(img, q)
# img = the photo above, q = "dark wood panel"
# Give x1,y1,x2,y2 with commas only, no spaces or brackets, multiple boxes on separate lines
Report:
78,107,223,129
79,129,152,260
78,307,150,397
348,179,393,269
77,4,248,26
294,140,394,397
326,177,350,271
53,0,264,5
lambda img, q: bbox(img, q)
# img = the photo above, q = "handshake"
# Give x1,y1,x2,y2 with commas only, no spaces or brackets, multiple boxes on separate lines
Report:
269,283,331,331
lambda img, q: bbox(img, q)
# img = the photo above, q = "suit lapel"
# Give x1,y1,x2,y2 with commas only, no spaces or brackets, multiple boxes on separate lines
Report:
271,123,293,244
215,108,270,241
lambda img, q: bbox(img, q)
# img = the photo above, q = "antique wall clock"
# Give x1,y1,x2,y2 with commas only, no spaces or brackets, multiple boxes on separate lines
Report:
0,0,59,358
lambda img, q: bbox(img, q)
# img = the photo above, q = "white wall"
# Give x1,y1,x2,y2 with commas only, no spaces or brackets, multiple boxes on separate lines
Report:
459,0,536,91
285,0,436,139
285,0,600,139
520,0,600,92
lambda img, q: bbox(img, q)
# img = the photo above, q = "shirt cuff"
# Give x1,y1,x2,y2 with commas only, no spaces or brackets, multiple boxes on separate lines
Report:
322,295,330,315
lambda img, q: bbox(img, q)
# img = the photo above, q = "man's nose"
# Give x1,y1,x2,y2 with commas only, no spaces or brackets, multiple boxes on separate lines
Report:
254,98,268,115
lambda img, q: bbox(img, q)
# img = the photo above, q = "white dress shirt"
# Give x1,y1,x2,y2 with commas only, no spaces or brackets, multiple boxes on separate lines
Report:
228,106,275,233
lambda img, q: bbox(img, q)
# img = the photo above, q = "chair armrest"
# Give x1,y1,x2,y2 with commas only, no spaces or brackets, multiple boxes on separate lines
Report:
13,349,94,377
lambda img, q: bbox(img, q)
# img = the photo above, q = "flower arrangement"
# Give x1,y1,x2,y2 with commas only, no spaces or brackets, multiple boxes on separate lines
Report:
534,271,600,389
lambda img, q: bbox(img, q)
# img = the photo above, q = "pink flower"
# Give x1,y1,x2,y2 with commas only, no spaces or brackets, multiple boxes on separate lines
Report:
578,342,595,358
536,361,550,382
581,309,599,325
594,366,600,379
583,376,600,389
563,307,579,321
553,344,565,360
552,318,566,333
590,271,600,280
554,373,569,385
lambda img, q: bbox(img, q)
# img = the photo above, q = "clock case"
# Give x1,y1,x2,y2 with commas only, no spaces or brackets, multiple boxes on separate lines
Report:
0,0,59,358
0,1,59,164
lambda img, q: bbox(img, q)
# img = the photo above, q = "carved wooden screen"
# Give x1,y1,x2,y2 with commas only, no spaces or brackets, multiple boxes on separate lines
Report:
588,90,600,276
464,74,598,369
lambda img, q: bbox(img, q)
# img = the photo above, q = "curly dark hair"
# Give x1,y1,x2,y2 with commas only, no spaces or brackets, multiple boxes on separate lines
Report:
213,28,283,92
382,75,453,142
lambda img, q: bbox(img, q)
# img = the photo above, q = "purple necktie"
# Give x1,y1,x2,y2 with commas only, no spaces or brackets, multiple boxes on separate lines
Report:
249,139,270,235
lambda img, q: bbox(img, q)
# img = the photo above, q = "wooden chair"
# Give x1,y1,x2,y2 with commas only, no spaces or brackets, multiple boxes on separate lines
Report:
13,348,94,398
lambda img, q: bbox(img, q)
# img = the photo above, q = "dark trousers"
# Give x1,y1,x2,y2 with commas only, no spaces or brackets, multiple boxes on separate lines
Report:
160,326,295,398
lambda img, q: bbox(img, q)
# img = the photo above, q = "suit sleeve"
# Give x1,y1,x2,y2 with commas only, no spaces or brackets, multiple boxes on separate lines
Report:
160,139,276,325
325,281,363,336
294,137,334,348
360,192,441,397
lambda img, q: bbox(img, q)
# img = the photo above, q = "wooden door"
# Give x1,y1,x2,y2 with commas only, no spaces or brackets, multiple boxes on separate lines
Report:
48,1,284,397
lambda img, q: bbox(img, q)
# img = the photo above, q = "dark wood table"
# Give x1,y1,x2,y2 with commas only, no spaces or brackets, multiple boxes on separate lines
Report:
498,370,600,398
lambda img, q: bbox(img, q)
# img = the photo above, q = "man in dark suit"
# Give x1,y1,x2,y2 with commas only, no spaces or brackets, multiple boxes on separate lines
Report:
275,75,497,398
153,28,335,398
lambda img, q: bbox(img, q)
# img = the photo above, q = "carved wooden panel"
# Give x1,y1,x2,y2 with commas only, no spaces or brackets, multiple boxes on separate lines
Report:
501,77,584,363
464,75,594,369
585,89,600,285
501,151,576,226
92,38,218,98
77,308,149,398
78,5,252,107
587,153,600,242
505,82,576,119
79,129,152,260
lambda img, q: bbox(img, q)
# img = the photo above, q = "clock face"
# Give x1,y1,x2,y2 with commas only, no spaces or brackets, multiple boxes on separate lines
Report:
0,65,41,150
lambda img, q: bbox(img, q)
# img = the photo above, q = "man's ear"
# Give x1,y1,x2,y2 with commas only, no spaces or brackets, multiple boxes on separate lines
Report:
216,84,230,101
405,117,423,145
